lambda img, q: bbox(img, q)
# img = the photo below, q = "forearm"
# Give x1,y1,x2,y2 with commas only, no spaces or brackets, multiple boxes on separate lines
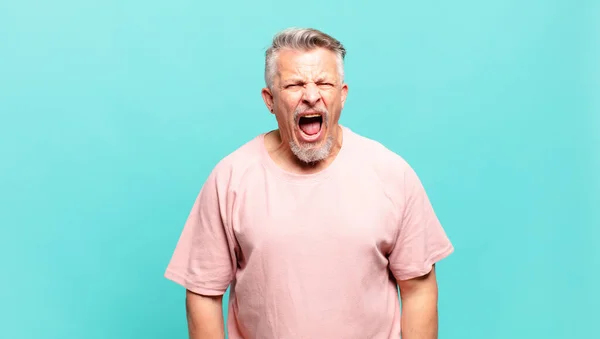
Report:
186,290,226,339
400,292,438,339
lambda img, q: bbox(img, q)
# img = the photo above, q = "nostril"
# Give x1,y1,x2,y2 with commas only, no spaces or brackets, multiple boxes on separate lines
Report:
302,94,321,103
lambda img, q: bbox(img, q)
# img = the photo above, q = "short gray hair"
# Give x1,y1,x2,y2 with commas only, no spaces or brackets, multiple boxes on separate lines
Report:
264,27,346,89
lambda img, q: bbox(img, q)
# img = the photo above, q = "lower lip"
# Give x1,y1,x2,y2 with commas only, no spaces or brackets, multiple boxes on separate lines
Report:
298,124,324,142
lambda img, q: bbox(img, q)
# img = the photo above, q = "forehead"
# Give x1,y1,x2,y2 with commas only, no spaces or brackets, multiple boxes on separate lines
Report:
276,48,339,79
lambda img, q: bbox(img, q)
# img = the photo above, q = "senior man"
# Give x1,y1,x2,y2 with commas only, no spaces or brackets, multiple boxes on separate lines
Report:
165,27,454,339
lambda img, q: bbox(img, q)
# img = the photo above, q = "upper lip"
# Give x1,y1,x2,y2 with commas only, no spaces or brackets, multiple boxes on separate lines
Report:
296,112,324,122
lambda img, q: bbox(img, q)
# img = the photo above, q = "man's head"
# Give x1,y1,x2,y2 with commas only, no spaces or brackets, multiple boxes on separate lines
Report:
261,28,348,165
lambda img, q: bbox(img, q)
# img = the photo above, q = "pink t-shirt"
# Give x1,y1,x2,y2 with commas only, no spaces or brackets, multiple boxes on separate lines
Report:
165,126,454,338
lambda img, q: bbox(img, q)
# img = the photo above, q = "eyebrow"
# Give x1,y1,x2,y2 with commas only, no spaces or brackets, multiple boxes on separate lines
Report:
284,78,305,83
282,75,335,85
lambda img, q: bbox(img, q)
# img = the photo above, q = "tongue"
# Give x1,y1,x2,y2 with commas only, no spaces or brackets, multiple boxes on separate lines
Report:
299,121,321,135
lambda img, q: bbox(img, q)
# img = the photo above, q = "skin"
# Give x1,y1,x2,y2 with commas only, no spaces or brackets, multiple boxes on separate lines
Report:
261,47,348,174
398,265,440,339
185,290,225,339
185,46,441,338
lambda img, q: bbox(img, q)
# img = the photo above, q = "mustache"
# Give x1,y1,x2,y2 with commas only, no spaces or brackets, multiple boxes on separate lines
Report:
293,107,329,119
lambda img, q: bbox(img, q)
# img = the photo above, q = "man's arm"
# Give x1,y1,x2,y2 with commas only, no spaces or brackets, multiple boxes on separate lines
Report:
185,290,226,339
397,265,439,339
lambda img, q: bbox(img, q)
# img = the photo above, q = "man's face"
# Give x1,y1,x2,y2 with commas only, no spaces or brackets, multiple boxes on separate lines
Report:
262,47,348,164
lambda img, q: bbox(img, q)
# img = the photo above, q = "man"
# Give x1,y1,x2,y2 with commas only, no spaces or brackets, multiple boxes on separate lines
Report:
165,27,454,339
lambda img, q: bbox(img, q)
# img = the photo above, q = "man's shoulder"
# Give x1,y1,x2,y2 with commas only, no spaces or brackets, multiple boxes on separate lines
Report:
207,134,265,183
346,127,425,202
219,134,263,165
345,127,411,172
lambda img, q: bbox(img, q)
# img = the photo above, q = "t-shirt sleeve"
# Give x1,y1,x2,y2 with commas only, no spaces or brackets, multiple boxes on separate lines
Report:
164,169,237,296
388,164,454,281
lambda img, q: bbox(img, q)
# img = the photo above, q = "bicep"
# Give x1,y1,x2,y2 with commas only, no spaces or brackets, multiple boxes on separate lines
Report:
185,289,225,339
165,169,237,296
388,164,454,281
397,264,438,301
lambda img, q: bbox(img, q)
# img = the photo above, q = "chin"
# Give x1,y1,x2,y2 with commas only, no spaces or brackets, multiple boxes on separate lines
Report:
287,109,336,163
290,132,334,164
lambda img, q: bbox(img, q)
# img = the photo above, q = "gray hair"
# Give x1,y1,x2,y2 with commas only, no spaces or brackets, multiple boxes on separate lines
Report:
264,27,346,89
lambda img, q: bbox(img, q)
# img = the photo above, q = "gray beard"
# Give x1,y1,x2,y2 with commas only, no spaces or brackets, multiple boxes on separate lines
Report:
289,134,334,164
290,107,332,164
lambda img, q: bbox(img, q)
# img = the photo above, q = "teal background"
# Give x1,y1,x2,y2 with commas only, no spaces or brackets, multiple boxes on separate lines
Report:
1,0,598,338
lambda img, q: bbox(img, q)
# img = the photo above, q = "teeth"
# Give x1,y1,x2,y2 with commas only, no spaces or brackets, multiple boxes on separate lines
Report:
303,114,321,118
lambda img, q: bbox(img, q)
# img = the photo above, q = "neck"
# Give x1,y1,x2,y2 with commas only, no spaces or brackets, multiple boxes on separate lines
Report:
265,125,343,175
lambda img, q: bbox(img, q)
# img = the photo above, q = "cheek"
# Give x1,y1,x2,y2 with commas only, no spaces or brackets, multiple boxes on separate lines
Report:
278,97,301,119
274,111,296,129
323,90,341,103
277,94,296,108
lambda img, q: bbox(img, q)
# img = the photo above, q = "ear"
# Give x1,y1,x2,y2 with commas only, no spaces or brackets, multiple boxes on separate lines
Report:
340,83,349,109
261,87,275,114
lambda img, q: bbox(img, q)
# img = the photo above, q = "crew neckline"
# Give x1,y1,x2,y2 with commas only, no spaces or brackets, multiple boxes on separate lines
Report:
258,125,352,184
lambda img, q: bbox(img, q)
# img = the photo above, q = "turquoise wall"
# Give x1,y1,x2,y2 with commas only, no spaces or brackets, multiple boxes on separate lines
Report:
1,0,598,338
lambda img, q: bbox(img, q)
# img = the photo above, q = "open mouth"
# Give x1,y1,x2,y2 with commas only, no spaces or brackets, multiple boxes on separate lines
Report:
298,114,323,141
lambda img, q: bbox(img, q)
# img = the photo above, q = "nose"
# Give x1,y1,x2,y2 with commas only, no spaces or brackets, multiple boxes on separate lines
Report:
301,83,321,106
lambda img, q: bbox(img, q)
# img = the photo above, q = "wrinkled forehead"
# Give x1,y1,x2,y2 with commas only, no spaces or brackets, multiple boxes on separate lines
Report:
275,48,340,82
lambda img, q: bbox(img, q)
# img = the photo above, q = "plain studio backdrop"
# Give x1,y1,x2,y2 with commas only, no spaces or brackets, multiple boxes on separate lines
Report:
0,0,598,338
